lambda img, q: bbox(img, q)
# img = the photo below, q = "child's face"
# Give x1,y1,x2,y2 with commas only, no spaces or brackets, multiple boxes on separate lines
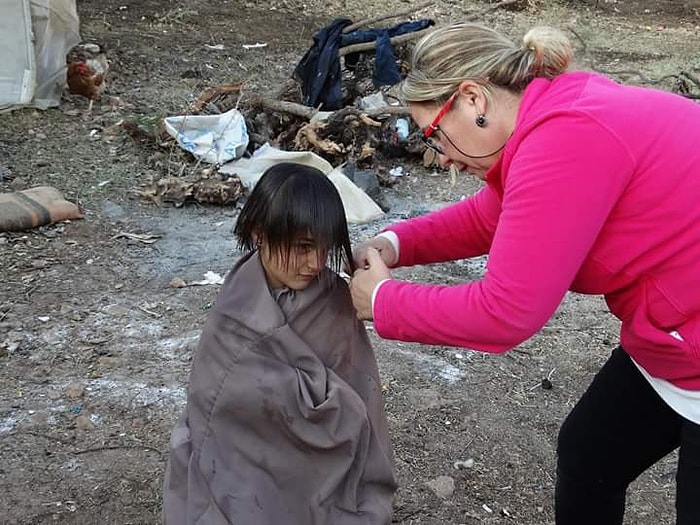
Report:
259,235,327,290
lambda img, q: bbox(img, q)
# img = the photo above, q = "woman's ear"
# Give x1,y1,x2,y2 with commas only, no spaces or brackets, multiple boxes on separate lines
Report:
457,80,481,102
457,80,488,113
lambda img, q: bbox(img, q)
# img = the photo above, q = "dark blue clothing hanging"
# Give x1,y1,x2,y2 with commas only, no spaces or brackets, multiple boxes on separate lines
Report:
293,18,353,111
293,18,434,110
343,19,434,89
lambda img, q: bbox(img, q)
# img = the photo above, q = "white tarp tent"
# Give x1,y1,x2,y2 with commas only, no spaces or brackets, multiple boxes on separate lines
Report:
0,0,80,112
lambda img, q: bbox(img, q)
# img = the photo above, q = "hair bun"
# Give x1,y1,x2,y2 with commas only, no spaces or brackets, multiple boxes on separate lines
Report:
522,26,573,78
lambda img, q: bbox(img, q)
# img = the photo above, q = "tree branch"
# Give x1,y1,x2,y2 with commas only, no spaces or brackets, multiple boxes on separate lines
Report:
342,1,435,34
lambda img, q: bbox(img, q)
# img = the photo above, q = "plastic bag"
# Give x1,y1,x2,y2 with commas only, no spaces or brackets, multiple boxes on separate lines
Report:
163,108,249,164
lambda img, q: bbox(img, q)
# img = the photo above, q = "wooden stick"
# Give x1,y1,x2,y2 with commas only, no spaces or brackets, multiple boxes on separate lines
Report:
338,27,434,56
255,98,317,119
254,97,411,119
342,1,434,34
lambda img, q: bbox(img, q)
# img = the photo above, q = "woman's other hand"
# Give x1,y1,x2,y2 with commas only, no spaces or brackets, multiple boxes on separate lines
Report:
350,247,393,320
353,236,397,270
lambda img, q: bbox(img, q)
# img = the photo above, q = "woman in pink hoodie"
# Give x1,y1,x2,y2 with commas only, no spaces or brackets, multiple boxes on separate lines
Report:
349,22,700,524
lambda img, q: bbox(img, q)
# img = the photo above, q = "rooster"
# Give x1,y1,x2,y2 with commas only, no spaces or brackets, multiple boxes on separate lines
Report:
66,43,109,112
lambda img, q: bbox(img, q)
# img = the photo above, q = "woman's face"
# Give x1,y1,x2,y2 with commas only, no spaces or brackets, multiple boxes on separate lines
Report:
411,87,512,180
259,235,327,290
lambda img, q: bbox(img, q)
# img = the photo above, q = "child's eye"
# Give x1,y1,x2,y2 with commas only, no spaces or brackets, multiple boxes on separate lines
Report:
296,244,314,254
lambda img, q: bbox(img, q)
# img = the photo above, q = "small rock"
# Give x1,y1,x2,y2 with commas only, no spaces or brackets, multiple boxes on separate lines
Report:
426,475,455,499
97,356,122,370
9,177,26,190
47,390,62,400
65,382,85,400
30,412,48,425
454,458,475,470
104,304,131,316
0,166,12,182
30,259,49,269
170,277,187,288
131,418,144,429
75,415,94,431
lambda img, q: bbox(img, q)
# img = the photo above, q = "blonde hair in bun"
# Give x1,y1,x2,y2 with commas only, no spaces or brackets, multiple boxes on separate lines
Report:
400,22,574,104
522,26,573,78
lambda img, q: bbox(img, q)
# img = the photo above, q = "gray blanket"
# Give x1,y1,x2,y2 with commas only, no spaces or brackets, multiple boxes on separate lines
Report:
163,252,397,524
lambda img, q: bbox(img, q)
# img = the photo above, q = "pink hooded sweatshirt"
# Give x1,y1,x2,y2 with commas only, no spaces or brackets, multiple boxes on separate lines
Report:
374,72,700,390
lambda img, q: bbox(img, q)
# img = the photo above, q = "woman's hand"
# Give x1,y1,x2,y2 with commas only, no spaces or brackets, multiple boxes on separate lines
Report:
352,236,397,270
349,247,393,321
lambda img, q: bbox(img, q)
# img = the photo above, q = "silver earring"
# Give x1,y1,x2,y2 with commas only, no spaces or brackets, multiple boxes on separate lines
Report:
475,114,487,128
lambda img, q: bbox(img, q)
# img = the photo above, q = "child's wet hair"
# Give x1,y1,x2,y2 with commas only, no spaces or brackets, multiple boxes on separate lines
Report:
234,162,355,276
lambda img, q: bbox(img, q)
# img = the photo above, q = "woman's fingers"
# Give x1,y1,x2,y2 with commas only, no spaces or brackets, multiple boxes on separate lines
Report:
353,236,396,269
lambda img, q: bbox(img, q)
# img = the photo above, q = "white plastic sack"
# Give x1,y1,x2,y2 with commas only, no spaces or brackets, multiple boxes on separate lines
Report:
219,143,332,190
164,108,249,164
219,144,384,224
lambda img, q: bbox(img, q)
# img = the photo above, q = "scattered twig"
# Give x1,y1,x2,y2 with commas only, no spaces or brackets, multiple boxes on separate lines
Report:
594,68,680,86
25,284,39,301
464,0,520,21
73,444,164,456
81,336,114,346
189,82,245,114
567,25,587,56
9,431,74,445
570,25,700,99
392,508,426,522
681,70,700,89
342,1,435,34
138,305,162,318
112,232,162,244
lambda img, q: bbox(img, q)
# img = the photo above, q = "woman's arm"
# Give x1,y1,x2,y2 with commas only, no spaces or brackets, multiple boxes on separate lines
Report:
373,113,634,352
385,182,502,267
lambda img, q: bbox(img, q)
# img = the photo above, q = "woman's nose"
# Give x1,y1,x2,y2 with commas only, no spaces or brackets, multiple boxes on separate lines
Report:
438,154,452,168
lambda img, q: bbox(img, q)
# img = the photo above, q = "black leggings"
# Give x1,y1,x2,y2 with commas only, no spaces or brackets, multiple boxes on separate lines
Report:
555,346,700,524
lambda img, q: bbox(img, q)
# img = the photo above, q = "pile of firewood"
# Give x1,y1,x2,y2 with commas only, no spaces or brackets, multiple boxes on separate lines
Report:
184,0,523,169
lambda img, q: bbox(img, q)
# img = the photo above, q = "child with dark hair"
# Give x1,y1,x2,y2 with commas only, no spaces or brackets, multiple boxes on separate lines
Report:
163,163,397,525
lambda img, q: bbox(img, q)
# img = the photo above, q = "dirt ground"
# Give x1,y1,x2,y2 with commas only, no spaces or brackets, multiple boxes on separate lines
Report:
1,0,699,523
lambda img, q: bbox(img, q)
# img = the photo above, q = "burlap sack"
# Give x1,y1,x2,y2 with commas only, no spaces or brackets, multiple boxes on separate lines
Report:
0,186,83,232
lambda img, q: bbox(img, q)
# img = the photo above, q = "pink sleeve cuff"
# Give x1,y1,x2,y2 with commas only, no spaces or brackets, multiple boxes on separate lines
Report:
376,231,400,266
371,278,391,319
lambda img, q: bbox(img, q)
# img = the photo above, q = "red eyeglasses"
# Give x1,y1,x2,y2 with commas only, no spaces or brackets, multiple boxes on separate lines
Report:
421,91,459,155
